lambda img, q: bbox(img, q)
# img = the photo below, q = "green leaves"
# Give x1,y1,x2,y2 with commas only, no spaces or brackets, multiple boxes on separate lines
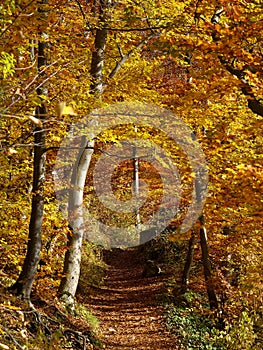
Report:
166,304,226,349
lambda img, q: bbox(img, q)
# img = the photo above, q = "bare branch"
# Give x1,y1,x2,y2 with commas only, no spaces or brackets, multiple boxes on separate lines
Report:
2,58,89,113
104,24,169,32
74,0,92,32
15,59,37,71
108,34,156,79
0,0,37,38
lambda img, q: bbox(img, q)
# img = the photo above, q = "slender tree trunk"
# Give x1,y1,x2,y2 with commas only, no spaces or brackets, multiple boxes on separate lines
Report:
199,214,218,310
181,230,196,288
90,26,108,95
58,136,94,307
133,137,141,232
195,173,218,310
10,1,48,304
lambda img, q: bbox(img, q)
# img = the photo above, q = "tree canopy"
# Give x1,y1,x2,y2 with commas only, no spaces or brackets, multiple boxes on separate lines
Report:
0,0,262,348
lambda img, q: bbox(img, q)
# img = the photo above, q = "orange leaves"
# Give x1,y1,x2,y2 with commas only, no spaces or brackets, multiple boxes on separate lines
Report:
0,0,261,328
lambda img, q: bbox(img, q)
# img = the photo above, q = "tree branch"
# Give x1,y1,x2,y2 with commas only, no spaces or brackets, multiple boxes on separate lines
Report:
104,25,168,32
108,34,156,79
74,0,93,32
2,58,89,113
1,326,24,350
0,0,37,38
211,6,263,117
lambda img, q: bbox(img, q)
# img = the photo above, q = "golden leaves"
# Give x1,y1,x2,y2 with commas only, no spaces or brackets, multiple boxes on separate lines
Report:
55,102,77,117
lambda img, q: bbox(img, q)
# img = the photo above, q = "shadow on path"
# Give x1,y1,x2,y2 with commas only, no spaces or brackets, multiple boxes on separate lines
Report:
79,247,179,350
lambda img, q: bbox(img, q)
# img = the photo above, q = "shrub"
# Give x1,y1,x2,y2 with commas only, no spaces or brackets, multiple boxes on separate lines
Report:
166,292,226,350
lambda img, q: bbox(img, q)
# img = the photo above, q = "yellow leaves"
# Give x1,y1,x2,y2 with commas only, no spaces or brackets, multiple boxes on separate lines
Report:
167,234,178,242
0,303,21,311
55,101,77,117
225,167,236,174
0,51,15,79
236,163,246,170
167,228,181,242
55,102,66,117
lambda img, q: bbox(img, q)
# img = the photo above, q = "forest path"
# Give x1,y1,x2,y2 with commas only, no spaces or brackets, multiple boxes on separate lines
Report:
80,247,179,350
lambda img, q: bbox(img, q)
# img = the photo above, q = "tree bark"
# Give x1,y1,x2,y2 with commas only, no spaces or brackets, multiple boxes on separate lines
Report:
90,25,108,95
199,215,218,310
58,136,94,308
182,230,196,288
10,1,48,304
195,171,218,310
133,139,141,231
58,1,110,310
90,0,111,95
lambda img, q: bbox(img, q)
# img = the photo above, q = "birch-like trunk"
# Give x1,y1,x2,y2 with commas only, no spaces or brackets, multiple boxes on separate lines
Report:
58,137,94,307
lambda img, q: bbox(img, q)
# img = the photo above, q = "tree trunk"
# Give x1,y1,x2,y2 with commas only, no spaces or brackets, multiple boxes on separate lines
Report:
90,25,108,95
58,137,94,308
58,0,151,309
90,0,111,95
58,1,111,311
195,171,218,310
10,1,48,304
133,139,141,231
182,230,196,288
199,215,218,310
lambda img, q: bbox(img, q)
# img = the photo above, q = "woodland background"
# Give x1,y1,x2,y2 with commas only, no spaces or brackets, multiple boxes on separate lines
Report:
0,0,262,349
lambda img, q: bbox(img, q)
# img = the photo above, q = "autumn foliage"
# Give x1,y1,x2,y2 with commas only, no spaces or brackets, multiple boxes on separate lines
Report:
0,0,262,349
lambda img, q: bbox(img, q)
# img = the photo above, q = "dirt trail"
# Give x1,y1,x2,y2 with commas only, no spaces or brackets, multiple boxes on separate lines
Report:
82,247,179,350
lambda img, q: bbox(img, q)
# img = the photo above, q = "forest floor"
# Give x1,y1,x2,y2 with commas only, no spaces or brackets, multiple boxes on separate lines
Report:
79,247,179,350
